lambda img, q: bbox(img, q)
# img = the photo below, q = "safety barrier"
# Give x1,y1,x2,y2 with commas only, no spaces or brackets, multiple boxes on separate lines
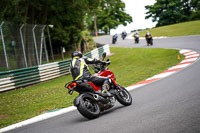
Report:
0,44,110,92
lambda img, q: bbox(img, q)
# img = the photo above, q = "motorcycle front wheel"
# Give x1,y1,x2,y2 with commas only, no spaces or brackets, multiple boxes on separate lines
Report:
116,85,132,106
151,41,153,45
77,94,100,119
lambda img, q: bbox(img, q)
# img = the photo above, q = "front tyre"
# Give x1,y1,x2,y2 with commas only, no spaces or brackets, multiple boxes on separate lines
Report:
116,85,132,106
77,94,100,119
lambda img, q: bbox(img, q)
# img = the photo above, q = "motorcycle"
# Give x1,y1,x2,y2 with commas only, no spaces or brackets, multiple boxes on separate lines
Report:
145,35,153,46
112,35,118,44
65,53,132,119
134,34,139,44
121,32,127,40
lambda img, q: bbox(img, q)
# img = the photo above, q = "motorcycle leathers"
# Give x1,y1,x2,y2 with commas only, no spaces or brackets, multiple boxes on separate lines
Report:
70,56,111,96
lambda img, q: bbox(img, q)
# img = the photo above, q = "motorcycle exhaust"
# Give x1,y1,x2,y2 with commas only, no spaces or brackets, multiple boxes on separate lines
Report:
93,94,99,100
93,94,109,104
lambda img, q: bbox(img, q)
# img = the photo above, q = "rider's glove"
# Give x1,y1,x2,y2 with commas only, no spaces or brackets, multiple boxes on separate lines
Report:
101,61,107,65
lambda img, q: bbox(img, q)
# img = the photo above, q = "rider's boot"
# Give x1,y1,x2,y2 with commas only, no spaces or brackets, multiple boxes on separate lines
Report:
100,83,112,97
101,89,112,97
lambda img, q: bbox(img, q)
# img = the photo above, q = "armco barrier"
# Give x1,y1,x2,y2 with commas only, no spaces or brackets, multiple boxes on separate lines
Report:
0,44,110,92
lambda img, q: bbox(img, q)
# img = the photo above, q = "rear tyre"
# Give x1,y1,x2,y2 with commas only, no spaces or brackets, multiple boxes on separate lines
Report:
135,38,138,44
116,85,132,106
112,40,115,44
77,94,100,119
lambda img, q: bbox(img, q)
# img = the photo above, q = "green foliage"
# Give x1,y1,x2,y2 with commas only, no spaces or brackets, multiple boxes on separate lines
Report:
86,0,133,34
145,0,200,27
0,0,133,50
81,30,96,50
190,0,200,20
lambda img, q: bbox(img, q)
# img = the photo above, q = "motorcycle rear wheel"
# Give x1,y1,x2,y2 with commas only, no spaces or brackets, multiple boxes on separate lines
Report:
116,85,132,106
77,95,100,119
151,41,153,45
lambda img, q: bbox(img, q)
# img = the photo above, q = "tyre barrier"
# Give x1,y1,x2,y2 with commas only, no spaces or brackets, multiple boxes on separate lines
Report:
0,44,110,92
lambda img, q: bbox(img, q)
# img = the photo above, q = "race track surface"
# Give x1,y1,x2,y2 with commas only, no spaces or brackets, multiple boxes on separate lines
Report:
6,35,200,133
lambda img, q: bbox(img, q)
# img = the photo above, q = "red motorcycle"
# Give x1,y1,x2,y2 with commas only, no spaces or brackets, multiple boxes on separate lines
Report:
65,53,132,119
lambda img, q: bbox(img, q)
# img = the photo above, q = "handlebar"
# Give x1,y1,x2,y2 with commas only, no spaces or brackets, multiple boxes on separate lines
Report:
105,60,110,66
94,59,110,73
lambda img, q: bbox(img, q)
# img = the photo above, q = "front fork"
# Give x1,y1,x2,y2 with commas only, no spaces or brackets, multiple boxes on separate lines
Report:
110,84,124,97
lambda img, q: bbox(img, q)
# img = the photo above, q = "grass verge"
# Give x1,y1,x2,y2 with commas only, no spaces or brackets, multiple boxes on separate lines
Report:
0,47,184,128
137,20,200,37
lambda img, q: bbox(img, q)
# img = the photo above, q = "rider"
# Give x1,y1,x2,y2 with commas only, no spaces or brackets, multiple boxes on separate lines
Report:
145,32,151,38
122,31,127,37
113,33,118,39
134,31,139,37
70,51,111,97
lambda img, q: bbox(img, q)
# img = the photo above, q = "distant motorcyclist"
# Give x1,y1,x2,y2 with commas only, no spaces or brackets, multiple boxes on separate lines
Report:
145,32,151,38
134,31,140,44
145,32,153,46
70,51,111,97
112,33,118,44
121,31,127,40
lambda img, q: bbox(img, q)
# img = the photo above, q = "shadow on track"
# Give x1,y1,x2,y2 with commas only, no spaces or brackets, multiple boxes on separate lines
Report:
70,105,131,123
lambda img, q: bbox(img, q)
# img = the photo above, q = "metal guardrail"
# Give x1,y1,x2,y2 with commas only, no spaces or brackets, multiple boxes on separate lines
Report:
0,44,110,92
0,21,54,71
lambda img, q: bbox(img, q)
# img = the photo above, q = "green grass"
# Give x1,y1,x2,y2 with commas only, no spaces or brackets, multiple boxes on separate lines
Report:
108,47,184,86
138,20,200,37
0,47,184,128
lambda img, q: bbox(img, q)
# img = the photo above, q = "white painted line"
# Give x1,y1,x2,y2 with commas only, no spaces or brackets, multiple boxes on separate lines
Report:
126,84,145,91
146,71,175,80
168,64,190,70
126,33,134,39
126,33,168,40
179,49,191,54
181,58,198,63
184,51,197,56
153,36,168,39
185,54,199,58
0,106,76,133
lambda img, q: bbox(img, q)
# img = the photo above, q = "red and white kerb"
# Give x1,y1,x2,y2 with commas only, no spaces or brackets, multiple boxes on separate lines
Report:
126,49,200,91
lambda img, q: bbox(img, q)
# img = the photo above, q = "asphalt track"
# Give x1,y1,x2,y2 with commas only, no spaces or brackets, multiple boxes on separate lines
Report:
4,35,200,133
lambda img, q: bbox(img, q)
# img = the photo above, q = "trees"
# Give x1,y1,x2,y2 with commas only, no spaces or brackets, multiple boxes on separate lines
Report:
145,0,200,27
190,0,200,20
0,0,132,48
86,0,132,34
0,0,133,70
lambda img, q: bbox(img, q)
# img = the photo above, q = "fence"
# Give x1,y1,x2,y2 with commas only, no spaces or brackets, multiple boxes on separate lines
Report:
0,21,55,71
0,44,110,92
